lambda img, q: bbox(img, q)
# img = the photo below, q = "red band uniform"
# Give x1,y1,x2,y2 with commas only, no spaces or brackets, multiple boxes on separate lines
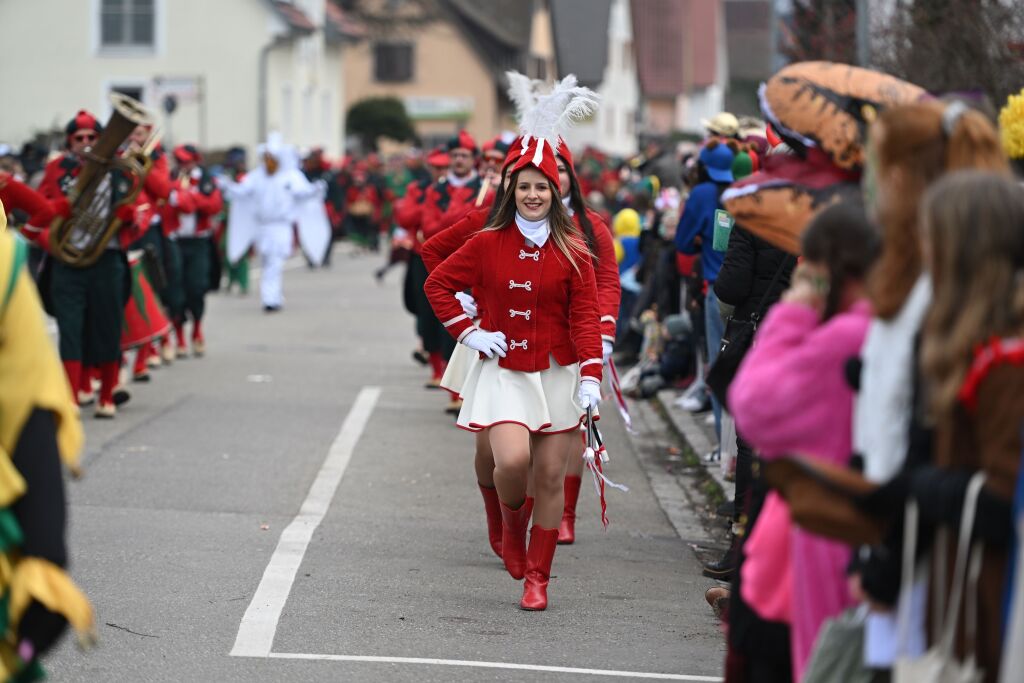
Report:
38,110,142,417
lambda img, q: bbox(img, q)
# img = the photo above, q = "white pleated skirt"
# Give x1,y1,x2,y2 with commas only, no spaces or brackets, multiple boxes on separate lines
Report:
440,342,480,398
456,354,595,434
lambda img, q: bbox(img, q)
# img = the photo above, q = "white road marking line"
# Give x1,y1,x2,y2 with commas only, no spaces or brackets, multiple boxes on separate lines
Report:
267,653,721,681
230,386,382,658
273,653,722,681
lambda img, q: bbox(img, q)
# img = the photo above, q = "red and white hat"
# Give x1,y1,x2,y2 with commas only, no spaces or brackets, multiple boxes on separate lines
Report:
173,144,202,165
446,130,477,155
65,110,103,138
503,72,599,188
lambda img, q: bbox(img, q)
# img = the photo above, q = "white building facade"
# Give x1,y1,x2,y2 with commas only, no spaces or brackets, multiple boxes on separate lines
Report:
0,0,348,158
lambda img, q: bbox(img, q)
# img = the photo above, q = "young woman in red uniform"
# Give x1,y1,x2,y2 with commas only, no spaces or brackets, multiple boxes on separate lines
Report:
425,134,603,611
552,143,621,544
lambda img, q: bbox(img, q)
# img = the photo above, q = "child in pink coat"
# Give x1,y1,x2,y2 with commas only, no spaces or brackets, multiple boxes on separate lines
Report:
728,202,880,681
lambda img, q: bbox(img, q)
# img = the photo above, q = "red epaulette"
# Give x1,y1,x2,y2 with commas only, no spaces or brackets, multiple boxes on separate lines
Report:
958,336,1024,412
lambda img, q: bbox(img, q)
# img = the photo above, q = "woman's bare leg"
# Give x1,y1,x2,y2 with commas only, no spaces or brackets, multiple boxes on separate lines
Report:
489,423,530,508
529,431,575,528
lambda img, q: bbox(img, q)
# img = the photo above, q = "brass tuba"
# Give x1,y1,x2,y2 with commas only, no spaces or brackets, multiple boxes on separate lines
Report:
49,93,155,267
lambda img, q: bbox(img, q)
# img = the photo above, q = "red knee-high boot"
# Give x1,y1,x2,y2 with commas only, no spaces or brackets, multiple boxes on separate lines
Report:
96,362,120,417
62,360,82,404
558,475,583,545
499,500,531,580
479,485,503,559
520,526,559,611
192,319,205,356
174,323,187,357
133,346,150,380
426,352,444,387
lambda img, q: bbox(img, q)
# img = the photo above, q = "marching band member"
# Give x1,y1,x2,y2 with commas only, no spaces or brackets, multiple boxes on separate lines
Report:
38,110,140,418
424,77,602,610
553,142,621,545
396,147,447,371
421,133,483,399
167,145,223,356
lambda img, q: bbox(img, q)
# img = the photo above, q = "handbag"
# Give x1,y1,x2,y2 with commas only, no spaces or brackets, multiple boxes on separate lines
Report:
707,255,794,408
894,472,986,683
803,605,874,683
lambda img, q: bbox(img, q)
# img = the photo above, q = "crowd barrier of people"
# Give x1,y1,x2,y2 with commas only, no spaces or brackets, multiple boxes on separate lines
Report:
4,62,1024,681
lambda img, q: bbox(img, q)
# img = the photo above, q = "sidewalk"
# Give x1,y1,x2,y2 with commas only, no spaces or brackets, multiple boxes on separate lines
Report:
654,389,735,507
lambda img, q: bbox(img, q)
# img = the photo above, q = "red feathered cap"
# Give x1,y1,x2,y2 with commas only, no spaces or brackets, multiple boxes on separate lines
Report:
173,144,202,165
555,138,575,172
427,147,450,168
502,136,524,172
446,130,478,155
65,110,103,138
508,137,560,189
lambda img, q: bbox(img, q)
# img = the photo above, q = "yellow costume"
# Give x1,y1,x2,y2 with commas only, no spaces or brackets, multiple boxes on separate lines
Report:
0,204,94,680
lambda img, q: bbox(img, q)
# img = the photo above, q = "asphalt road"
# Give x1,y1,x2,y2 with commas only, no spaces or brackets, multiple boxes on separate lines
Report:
45,249,725,682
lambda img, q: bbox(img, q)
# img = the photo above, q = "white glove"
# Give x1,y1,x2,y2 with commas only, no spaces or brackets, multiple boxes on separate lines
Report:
454,291,478,318
169,190,180,207
602,340,614,365
577,378,602,410
463,329,507,359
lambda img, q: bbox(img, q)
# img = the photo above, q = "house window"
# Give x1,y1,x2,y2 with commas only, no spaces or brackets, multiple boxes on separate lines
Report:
111,84,144,103
100,0,155,48
374,43,414,83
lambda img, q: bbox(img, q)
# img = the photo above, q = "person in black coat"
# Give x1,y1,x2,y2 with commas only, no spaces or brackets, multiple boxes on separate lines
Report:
703,224,793,579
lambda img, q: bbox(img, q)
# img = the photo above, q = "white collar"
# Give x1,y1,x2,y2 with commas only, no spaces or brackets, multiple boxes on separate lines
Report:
446,169,478,188
514,211,550,247
561,194,575,216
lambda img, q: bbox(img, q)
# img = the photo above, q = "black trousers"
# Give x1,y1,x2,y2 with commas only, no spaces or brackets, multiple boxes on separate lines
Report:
177,238,211,324
50,250,127,365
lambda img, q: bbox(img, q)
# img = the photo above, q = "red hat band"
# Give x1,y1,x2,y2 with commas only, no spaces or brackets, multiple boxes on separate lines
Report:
509,137,560,189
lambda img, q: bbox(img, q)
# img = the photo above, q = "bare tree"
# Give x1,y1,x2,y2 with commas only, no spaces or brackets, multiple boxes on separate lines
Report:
781,0,859,64
872,0,1024,106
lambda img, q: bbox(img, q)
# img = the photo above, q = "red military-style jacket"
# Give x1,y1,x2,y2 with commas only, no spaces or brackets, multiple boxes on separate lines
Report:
393,178,432,252
38,153,141,249
585,209,622,344
135,146,172,231
424,223,603,382
422,205,621,344
0,172,57,247
345,184,384,226
160,169,223,238
420,175,483,243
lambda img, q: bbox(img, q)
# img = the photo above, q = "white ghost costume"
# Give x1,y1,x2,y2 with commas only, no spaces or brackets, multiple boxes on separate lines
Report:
222,134,329,309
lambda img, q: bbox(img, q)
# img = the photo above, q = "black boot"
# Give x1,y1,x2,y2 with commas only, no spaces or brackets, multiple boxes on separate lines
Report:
701,536,737,580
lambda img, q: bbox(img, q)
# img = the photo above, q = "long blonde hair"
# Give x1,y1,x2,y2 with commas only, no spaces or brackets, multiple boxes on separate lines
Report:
869,101,1009,320
920,171,1024,416
485,167,590,274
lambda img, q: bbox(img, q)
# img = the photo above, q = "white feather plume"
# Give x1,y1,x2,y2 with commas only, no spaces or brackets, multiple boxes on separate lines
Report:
505,71,542,123
518,74,600,149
